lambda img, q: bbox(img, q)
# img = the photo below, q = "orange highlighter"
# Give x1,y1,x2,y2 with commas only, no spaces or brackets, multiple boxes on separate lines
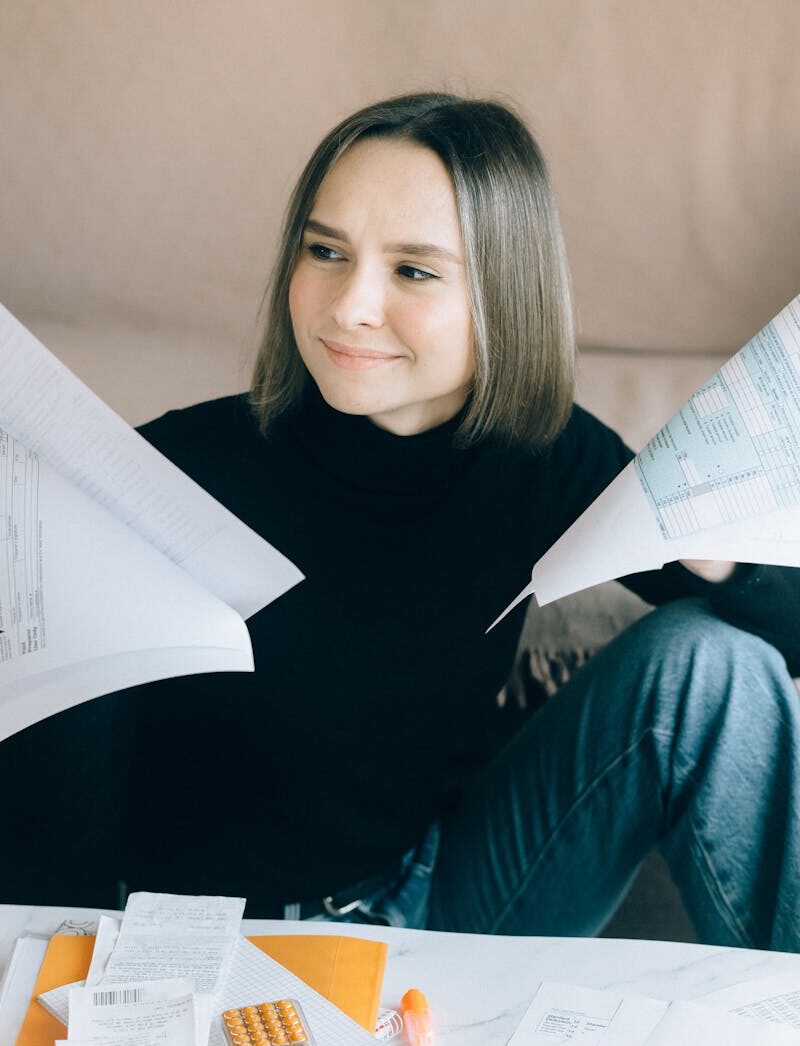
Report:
401,989,435,1046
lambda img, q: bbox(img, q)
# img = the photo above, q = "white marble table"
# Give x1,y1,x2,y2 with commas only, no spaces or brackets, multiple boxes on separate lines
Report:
3,904,800,1045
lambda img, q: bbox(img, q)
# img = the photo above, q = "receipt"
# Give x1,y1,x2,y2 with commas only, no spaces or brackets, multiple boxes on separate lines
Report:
66,977,196,1045
100,893,244,996
96,893,244,1045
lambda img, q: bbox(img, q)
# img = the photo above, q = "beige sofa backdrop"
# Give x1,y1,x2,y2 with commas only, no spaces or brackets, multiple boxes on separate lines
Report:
2,1,799,940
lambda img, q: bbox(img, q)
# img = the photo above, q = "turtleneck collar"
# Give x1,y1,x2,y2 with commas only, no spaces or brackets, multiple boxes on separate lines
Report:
283,381,473,496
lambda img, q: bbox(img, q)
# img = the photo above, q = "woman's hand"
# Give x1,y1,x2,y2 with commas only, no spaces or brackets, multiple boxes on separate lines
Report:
679,559,738,583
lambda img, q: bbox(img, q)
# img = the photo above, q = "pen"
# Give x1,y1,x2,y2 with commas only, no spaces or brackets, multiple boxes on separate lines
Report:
401,988,434,1046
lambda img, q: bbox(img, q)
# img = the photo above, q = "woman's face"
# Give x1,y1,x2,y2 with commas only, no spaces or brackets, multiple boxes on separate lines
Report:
288,137,474,436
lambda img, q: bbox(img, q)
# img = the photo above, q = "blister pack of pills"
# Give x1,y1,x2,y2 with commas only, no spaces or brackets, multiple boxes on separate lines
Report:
221,998,316,1045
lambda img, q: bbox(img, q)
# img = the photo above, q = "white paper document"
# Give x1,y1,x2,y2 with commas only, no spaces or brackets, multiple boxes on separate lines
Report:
67,977,196,1044
0,305,303,740
701,970,800,1029
101,893,244,997
508,981,800,1045
0,933,49,1043
505,982,667,1045
94,893,242,1045
495,293,800,618
85,915,122,986
645,1000,800,1045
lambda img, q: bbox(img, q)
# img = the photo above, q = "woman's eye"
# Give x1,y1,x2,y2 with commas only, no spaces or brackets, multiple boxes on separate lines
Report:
398,264,438,282
306,243,343,261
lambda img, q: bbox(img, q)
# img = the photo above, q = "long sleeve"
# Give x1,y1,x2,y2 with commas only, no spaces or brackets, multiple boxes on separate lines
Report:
702,565,800,676
619,561,800,676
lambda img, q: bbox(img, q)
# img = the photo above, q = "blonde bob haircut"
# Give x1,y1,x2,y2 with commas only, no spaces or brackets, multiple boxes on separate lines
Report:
250,91,576,449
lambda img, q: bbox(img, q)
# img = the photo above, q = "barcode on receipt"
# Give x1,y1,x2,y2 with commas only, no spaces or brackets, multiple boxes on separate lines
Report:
91,988,145,1006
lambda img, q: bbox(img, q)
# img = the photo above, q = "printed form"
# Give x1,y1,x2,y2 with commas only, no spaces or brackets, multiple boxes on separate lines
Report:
645,1001,800,1045
494,293,800,618
637,305,800,541
507,980,800,1045
701,970,800,1030
0,304,303,620
505,982,667,1044
0,305,304,741
0,432,44,665
0,442,256,740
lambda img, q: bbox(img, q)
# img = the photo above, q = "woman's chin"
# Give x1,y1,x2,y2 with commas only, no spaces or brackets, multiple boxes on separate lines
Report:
313,378,391,419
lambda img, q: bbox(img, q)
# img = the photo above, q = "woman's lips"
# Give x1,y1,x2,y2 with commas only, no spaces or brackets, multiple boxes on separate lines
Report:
322,339,403,371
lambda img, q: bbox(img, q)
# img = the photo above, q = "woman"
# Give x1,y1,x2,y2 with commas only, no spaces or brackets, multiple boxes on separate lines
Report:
24,92,800,945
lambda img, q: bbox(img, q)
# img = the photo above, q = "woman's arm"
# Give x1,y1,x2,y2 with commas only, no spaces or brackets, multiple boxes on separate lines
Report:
680,560,737,583
625,560,800,678
680,560,799,686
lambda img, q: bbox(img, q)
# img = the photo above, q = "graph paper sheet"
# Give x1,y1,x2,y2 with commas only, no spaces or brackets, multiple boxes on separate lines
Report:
211,937,376,1046
491,293,800,615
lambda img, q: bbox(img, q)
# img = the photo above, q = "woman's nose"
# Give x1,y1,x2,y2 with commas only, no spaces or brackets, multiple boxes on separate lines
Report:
331,264,385,329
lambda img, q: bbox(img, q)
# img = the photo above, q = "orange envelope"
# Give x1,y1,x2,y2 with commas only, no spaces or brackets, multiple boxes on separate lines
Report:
16,935,95,1046
249,935,386,1031
16,932,387,1045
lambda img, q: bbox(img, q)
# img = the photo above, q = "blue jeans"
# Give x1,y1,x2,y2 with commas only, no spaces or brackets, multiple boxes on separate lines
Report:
313,600,800,950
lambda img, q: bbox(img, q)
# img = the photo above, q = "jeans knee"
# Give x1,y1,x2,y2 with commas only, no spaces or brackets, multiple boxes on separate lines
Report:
623,597,794,729
634,598,781,671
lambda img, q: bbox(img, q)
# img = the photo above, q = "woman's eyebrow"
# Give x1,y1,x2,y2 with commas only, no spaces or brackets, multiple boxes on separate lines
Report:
388,241,463,264
304,218,349,241
303,218,463,264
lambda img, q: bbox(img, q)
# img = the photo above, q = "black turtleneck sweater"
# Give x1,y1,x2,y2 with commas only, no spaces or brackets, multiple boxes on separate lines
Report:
121,386,800,913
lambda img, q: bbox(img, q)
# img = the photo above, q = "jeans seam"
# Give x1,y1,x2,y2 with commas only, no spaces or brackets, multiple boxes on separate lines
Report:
488,725,659,934
664,729,757,948
683,812,755,947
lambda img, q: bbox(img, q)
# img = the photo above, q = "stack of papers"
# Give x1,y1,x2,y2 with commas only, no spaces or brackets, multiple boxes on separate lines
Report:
46,893,244,1044
0,305,303,743
13,893,378,1046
